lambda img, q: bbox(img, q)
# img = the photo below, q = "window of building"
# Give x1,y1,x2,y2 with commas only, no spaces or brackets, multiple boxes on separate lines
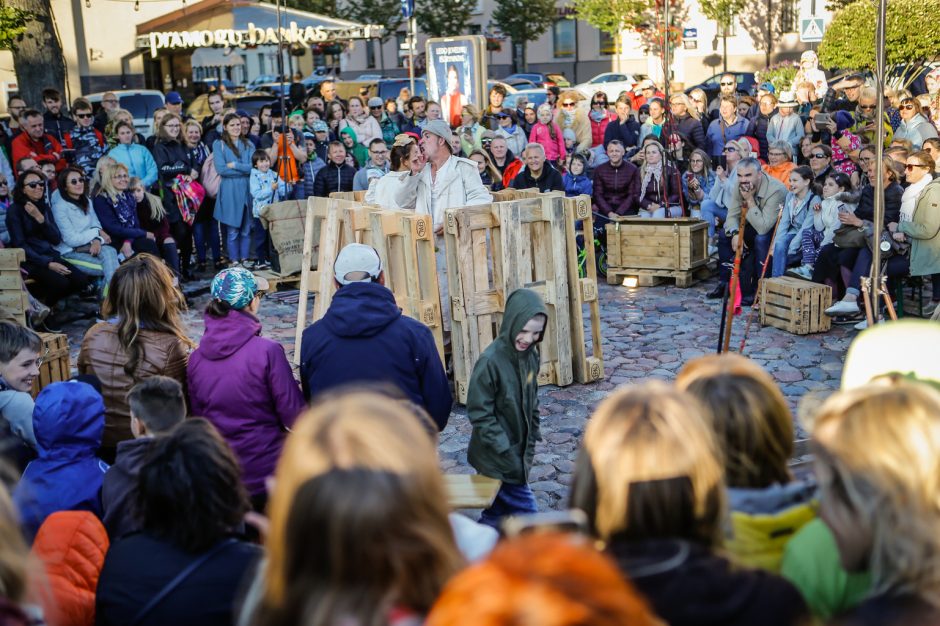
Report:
599,30,618,56
553,19,575,58
366,39,377,69
258,52,265,75
396,32,406,68
467,24,482,35
779,0,798,33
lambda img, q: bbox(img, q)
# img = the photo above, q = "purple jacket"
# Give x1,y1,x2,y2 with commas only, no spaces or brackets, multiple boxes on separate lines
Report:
187,310,304,496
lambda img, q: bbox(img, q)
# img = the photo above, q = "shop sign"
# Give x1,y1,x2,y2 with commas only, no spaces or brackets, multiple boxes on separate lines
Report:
142,21,383,56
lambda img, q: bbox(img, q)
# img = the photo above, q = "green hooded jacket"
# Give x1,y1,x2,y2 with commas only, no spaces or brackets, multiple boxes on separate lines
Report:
466,288,547,485
339,126,369,168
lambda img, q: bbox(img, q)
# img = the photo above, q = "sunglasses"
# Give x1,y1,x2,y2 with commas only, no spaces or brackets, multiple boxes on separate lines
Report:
811,153,828,159
24,181,44,188
67,177,85,184
370,105,382,110
858,104,876,110
723,146,737,152
720,81,735,86
561,102,576,108
906,163,927,171
76,112,93,119
0,181,7,186
592,101,607,106
900,104,916,110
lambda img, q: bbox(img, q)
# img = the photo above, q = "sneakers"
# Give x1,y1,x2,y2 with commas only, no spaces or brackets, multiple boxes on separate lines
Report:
854,318,869,331
707,244,718,257
923,300,939,318
825,297,861,317
786,265,813,280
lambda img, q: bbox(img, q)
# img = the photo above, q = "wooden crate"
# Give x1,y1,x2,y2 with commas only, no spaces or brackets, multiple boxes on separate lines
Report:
606,218,709,287
562,195,604,383
759,277,832,335
0,249,26,326
329,190,368,202
31,332,70,397
445,195,573,404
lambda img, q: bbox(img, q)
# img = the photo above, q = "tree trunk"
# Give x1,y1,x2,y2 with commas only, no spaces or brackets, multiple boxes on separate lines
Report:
765,0,773,67
9,0,66,107
378,37,386,73
722,31,727,72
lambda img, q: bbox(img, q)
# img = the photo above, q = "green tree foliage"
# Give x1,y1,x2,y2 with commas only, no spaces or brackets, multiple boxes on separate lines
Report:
819,0,940,73
338,0,403,43
698,0,745,29
0,4,31,50
570,0,649,38
492,0,556,71
416,0,474,37
284,0,338,16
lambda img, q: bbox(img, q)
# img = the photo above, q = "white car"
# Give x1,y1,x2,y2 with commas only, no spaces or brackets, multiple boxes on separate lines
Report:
573,72,646,103
85,89,165,139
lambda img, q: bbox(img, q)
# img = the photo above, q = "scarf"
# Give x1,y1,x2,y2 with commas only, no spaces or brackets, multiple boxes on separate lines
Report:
589,109,606,123
639,161,664,203
562,110,574,127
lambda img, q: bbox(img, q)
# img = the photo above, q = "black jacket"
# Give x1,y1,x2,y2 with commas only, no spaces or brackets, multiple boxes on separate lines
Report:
95,533,261,626
747,111,774,161
101,437,153,540
511,164,565,193
151,139,194,223
6,199,63,267
609,538,810,626
673,113,707,152
313,161,356,197
603,117,641,150
832,593,940,626
300,281,452,430
43,111,75,144
856,182,902,226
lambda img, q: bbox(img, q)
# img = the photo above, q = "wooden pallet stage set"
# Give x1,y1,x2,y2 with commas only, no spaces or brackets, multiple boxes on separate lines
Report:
290,191,605,403
606,217,711,287
0,249,28,326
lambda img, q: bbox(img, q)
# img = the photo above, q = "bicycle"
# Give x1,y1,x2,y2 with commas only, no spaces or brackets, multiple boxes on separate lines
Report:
576,212,609,279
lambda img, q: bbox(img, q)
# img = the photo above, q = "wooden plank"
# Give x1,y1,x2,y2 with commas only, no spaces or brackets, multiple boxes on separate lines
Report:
0,249,24,271
31,333,69,397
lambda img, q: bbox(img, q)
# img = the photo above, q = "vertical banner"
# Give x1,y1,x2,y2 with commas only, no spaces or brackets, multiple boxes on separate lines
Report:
425,35,488,128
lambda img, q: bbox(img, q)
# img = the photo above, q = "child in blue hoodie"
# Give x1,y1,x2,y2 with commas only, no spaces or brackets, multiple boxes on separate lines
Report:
248,150,285,271
13,380,108,541
563,153,593,198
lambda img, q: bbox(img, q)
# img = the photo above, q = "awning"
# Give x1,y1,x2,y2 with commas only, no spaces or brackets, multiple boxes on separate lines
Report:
191,47,246,67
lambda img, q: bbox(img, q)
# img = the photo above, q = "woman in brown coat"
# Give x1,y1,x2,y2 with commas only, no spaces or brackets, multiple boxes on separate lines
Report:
78,254,192,462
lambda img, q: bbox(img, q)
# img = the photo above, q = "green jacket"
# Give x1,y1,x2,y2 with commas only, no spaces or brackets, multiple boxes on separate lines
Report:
466,289,546,485
339,126,369,168
899,178,940,277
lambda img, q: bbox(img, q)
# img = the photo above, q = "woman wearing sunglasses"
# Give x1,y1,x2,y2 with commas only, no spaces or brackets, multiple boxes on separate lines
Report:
8,168,90,305
894,97,939,150
588,92,616,150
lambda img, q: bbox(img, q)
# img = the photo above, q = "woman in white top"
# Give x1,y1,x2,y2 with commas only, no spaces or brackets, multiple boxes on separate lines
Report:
365,134,424,209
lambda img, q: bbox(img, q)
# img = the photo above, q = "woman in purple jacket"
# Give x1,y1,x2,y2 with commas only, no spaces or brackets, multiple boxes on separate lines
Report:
187,267,304,510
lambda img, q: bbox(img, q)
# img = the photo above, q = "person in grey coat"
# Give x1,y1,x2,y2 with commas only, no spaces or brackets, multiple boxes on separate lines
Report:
894,97,939,150
213,114,254,265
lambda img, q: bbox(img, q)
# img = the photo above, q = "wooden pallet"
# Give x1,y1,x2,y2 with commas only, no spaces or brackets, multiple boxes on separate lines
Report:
759,276,832,335
0,249,26,326
445,195,573,404
31,332,69,397
562,195,604,383
607,265,712,288
254,270,301,291
329,190,368,202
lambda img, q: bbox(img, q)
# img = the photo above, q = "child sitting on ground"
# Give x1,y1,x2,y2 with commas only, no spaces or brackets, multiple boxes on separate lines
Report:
249,150,285,271
467,288,547,529
100,376,186,540
787,172,855,280
0,322,40,469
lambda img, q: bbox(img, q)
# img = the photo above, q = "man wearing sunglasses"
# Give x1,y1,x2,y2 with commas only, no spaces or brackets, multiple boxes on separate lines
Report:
848,86,893,149
707,74,743,120
63,98,106,178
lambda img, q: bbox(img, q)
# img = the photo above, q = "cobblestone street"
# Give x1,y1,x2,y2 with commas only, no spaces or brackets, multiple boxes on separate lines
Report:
63,275,853,512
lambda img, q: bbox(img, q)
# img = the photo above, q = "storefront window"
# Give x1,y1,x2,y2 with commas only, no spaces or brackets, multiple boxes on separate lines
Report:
553,19,575,58
366,39,376,69
599,30,618,56
396,32,406,68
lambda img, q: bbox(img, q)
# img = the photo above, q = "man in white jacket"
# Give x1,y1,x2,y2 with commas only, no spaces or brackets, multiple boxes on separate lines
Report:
394,119,493,334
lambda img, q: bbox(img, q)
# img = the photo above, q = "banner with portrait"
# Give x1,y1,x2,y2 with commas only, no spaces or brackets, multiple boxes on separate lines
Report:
425,35,487,128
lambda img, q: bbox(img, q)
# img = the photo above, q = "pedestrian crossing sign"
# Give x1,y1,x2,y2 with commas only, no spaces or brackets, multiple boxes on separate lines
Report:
800,18,824,42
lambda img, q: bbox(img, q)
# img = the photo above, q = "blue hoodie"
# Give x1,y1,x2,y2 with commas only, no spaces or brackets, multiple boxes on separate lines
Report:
13,381,108,541
299,281,452,430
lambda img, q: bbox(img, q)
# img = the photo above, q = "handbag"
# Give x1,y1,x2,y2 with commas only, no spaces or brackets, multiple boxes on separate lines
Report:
833,224,867,248
200,155,221,199
867,229,910,259
171,176,206,226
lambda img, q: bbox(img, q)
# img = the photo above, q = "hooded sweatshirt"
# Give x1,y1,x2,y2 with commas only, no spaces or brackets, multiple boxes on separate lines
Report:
466,288,547,485
339,126,368,168
187,310,304,496
13,381,108,541
299,281,452,430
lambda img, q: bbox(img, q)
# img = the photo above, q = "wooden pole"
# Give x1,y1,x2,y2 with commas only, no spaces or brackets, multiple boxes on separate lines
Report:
721,202,749,352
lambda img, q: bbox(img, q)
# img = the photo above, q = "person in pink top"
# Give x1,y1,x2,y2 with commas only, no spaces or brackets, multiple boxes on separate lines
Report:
528,104,565,165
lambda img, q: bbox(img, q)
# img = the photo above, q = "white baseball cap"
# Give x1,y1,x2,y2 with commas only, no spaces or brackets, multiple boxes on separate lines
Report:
334,243,383,285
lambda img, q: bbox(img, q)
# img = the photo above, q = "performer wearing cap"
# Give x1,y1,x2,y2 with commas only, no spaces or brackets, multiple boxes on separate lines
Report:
188,266,304,509
299,243,452,430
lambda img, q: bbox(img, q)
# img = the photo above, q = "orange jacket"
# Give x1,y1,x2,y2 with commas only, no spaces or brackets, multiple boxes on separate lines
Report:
30,511,109,626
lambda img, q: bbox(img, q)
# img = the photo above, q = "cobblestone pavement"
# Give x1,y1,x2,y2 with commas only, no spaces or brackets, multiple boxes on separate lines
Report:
61,274,853,512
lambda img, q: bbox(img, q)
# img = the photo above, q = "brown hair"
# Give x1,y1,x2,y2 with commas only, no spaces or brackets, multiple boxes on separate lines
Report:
676,354,793,488
156,112,182,143
100,254,194,378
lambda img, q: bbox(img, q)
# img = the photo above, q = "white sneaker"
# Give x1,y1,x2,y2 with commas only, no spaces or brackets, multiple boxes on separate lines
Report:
825,298,861,317
786,265,813,280
708,244,718,257
854,318,869,331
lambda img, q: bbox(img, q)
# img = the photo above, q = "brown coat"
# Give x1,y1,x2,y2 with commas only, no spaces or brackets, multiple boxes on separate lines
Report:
77,322,189,449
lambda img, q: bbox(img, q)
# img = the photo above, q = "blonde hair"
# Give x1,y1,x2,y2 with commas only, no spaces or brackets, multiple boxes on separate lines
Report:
813,379,940,604
96,159,129,204
262,392,462,613
676,354,793,488
128,176,167,221
183,119,202,145
570,381,725,545
461,103,480,123
670,92,700,120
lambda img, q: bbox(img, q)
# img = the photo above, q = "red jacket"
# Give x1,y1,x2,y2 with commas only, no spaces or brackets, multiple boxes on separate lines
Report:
11,132,66,172
590,111,617,147
30,511,109,626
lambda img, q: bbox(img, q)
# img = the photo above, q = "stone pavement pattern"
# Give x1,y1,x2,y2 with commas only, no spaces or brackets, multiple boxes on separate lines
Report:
62,276,853,512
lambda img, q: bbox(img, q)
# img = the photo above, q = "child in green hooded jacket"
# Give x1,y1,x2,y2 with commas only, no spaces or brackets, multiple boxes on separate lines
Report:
466,288,547,529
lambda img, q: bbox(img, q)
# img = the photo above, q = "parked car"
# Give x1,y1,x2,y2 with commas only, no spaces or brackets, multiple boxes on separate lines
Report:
376,78,428,102
193,78,237,96
573,72,647,102
487,80,519,95
502,73,570,88
502,88,550,111
186,91,276,120
252,82,293,96
244,74,279,91
686,72,758,102
85,89,164,138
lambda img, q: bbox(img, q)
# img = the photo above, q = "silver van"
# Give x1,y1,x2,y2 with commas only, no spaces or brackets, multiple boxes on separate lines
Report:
84,89,165,139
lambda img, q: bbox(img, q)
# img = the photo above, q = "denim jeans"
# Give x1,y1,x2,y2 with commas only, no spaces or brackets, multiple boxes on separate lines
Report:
62,246,120,290
225,210,252,262
251,217,270,263
193,219,221,263
700,199,727,238
479,481,538,530
637,205,683,218
771,232,797,277
741,225,773,298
